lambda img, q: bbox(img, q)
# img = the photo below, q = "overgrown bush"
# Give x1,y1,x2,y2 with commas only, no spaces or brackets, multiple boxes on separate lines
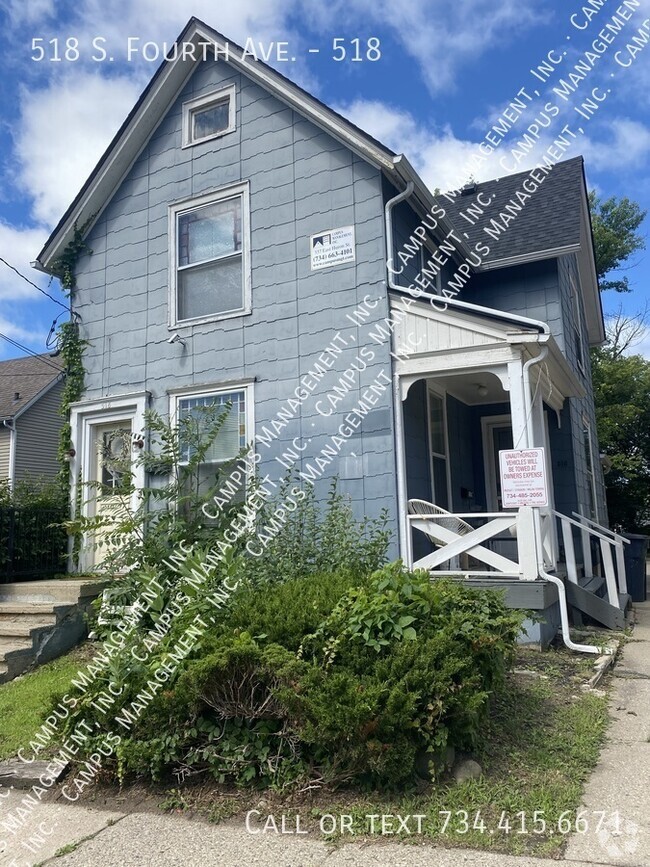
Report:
55,562,523,790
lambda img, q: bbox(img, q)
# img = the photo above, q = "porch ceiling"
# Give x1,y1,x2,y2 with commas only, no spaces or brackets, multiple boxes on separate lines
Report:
390,294,585,410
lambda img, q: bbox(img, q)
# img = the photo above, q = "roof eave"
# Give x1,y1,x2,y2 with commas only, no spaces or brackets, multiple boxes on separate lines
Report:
36,18,398,272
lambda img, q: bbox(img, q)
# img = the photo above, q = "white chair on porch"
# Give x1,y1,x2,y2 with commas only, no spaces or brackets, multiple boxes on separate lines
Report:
407,499,474,570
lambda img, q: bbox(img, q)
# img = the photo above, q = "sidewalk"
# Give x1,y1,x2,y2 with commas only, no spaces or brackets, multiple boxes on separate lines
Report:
1,601,649,867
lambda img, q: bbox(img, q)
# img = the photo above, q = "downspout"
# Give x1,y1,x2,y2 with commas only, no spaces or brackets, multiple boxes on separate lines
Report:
385,181,415,566
3,419,16,488
521,348,606,654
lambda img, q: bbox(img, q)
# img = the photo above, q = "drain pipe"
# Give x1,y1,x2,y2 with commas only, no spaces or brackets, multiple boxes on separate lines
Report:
521,349,606,654
385,182,415,565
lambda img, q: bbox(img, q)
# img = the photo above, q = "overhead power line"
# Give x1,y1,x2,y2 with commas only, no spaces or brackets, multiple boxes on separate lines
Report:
0,331,63,372
0,256,69,311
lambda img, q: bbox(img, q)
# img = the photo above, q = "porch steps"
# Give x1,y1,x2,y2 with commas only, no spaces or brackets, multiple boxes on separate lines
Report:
564,578,628,631
0,580,107,684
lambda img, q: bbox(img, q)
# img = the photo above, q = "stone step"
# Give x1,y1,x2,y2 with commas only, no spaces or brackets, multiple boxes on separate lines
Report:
0,602,67,620
0,619,58,638
0,637,34,655
0,578,108,605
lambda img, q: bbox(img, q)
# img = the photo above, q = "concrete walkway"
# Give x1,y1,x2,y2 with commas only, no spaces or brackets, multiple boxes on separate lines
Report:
1,600,648,867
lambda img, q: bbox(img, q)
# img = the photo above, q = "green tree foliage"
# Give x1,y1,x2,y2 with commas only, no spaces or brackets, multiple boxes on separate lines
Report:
591,348,650,531
588,191,646,293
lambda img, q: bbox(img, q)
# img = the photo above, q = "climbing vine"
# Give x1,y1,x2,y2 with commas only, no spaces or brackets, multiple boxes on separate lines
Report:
52,222,93,497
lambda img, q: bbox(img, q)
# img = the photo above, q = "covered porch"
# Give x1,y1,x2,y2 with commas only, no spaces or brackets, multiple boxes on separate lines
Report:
390,292,629,647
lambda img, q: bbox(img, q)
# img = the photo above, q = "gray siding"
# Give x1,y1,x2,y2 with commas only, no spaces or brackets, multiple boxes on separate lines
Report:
0,427,10,481
463,260,563,340
72,59,399,548
556,254,608,525
14,381,64,484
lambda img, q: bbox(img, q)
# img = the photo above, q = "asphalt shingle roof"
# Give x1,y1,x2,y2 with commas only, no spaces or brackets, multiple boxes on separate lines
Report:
0,354,63,420
440,156,585,264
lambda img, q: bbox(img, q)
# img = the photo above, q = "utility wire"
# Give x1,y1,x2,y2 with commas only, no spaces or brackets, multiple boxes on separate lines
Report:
0,332,63,372
0,256,69,311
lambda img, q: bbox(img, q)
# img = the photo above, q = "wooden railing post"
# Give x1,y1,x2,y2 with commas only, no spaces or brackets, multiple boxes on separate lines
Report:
517,506,538,581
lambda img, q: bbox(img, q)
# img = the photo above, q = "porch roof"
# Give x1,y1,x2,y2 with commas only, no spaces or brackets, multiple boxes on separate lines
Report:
389,292,585,410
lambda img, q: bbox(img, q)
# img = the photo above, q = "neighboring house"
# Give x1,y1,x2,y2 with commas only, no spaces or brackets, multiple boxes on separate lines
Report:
0,354,65,487
34,18,626,646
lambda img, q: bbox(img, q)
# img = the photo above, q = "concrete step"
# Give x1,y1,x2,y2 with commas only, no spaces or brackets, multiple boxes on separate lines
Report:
0,578,107,683
0,601,68,619
0,619,59,638
0,638,35,660
0,578,108,605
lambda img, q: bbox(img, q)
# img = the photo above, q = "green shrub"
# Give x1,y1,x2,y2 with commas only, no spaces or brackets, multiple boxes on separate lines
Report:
58,563,523,791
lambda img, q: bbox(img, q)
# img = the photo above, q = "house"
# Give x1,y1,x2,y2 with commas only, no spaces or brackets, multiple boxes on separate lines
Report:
0,353,65,487
33,18,627,649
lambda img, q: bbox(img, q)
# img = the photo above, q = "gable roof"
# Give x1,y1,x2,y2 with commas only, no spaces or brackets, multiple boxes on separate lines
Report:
35,17,459,272
441,156,604,345
0,354,64,421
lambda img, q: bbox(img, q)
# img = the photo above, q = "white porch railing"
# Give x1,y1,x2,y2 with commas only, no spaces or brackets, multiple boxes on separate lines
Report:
553,510,629,601
408,508,538,580
409,507,629,606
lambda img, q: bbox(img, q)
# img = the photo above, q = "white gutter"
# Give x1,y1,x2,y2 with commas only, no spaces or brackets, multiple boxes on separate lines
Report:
385,181,415,566
389,285,551,336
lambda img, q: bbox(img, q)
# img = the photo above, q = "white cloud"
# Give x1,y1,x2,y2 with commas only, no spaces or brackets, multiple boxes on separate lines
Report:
15,73,143,228
337,98,509,190
4,0,56,25
581,119,650,174
0,221,51,301
311,0,548,94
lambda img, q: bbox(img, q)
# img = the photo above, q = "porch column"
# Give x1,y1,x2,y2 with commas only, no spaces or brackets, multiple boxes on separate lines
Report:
507,359,529,450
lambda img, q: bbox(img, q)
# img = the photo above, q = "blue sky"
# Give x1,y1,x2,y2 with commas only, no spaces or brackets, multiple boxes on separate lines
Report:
0,0,649,360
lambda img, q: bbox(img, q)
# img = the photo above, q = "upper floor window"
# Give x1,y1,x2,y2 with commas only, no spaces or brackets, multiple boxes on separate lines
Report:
182,85,236,147
170,183,250,325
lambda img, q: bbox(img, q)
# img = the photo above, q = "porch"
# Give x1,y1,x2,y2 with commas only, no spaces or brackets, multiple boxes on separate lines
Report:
390,291,629,648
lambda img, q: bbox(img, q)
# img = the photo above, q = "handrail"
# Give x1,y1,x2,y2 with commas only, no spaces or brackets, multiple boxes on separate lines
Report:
408,512,511,521
571,512,631,545
549,509,619,546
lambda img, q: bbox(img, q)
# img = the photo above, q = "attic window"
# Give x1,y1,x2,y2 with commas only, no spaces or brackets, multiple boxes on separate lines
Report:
182,85,235,147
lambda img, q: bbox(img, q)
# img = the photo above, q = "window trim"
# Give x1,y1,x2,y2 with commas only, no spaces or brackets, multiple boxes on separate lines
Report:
426,384,452,509
570,275,586,375
170,382,255,470
181,85,236,148
168,183,251,328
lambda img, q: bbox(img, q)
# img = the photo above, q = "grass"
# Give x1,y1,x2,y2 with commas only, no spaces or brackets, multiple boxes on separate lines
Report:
159,646,610,858
0,643,94,760
2,643,609,858
307,648,610,857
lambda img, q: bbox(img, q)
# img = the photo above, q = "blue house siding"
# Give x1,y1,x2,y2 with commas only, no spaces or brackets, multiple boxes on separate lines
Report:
461,260,563,339
72,58,400,551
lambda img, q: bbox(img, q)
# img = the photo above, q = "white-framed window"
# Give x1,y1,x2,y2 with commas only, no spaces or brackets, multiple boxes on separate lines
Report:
171,384,255,500
182,85,236,147
570,276,586,373
169,183,251,326
174,387,252,464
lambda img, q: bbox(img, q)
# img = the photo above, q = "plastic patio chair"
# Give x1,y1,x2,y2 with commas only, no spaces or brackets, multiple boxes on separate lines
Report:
407,499,475,570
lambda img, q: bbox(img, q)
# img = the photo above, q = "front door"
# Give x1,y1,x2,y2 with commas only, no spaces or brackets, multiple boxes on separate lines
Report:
485,420,514,511
89,422,133,569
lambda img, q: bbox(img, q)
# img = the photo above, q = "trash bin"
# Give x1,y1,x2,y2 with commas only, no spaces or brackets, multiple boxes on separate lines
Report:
623,533,649,602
